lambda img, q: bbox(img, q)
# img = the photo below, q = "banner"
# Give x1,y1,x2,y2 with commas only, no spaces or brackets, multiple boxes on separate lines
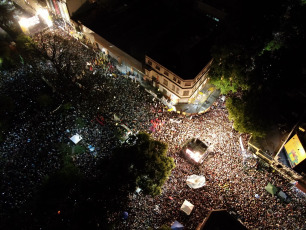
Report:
284,134,306,167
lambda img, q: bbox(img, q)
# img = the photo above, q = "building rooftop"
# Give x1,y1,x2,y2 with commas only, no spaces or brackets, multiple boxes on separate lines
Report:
197,209,248,230
73,0,219,79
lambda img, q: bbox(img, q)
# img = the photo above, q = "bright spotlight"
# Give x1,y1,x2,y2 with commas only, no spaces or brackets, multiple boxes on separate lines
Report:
37,8,53,27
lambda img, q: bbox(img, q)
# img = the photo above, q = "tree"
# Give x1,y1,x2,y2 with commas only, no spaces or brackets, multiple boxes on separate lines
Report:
32,154,84,229
33,31,94,92
226,96,269,137
108,132,175,196
209,0,306,136
208,0,291,94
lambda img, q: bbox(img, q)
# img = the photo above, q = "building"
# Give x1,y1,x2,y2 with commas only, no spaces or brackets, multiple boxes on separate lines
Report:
145,56,212,105
248,112,306,192
45,0,70,22
196,209,248,230
11,0,223,112
71,0,222,111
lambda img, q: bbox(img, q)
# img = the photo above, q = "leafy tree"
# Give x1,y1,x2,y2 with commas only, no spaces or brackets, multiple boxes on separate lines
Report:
209,0,291,93
0,40,18,69
209,0,306,136
15,34,39,62
33,154,83,228
0,34,39,69
108,132,175,196
226,96,269,137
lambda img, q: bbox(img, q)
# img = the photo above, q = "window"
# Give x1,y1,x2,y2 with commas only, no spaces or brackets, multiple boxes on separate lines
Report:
176,87,180,94
164,71,169,76
183,90,189,96
177,80,181,84
172,84,175,91
148,60,152,65
185,82,191,86
156,65,160,71
173,77,177,82
163,79,168,86
163,89,167,95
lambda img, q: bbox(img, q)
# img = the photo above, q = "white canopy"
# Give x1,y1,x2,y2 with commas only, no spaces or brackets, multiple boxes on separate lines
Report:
180,200,194,215
186,175,206,189
70,134,82,144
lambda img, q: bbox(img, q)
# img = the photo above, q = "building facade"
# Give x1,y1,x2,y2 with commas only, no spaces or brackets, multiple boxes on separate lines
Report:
145,55,213,105
248,116,306,190
45,0,70,22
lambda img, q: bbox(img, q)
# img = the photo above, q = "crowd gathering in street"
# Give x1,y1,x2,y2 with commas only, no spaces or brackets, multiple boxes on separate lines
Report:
0,24,305,230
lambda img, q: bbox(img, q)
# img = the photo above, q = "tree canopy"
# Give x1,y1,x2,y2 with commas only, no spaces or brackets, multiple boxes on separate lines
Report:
209,0,306,137
107,132,175,196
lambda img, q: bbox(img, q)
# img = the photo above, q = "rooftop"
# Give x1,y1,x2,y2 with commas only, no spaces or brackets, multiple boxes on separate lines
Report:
73,0,219,79
197,209,248,230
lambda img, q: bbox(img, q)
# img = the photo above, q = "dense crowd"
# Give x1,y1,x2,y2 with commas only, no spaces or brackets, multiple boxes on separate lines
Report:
0,24,305,230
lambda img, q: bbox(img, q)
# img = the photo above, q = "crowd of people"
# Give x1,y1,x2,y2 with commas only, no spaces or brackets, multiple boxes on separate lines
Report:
0,23,305,230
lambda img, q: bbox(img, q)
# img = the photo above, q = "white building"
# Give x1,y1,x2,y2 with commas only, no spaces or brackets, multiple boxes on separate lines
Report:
145,55,212,105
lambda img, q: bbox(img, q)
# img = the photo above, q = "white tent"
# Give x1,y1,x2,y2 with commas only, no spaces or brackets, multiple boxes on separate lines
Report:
171,220,184,229
186,175,206,189
180,200,194,215
70,134,82,144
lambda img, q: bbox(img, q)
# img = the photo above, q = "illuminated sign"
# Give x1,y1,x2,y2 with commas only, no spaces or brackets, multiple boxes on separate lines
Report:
284,134,306,167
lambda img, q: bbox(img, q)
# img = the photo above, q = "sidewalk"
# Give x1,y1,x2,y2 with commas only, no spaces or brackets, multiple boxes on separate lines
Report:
133,75,221,115
175,84,220,114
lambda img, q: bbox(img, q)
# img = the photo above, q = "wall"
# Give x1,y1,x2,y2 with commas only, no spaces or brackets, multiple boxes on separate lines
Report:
145,55,212,104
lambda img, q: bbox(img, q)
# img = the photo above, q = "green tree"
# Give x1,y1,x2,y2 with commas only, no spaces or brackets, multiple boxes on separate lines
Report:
226,96,269,137
109,132,175,196
34,154,83,226
208,0,290,94
210,0,306,136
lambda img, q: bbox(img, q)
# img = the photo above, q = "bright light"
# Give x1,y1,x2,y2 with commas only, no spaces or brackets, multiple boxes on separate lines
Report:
18,17,29,31
37,8,53,27
186,148,203,163
19,15,41,33
19,16,40,28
